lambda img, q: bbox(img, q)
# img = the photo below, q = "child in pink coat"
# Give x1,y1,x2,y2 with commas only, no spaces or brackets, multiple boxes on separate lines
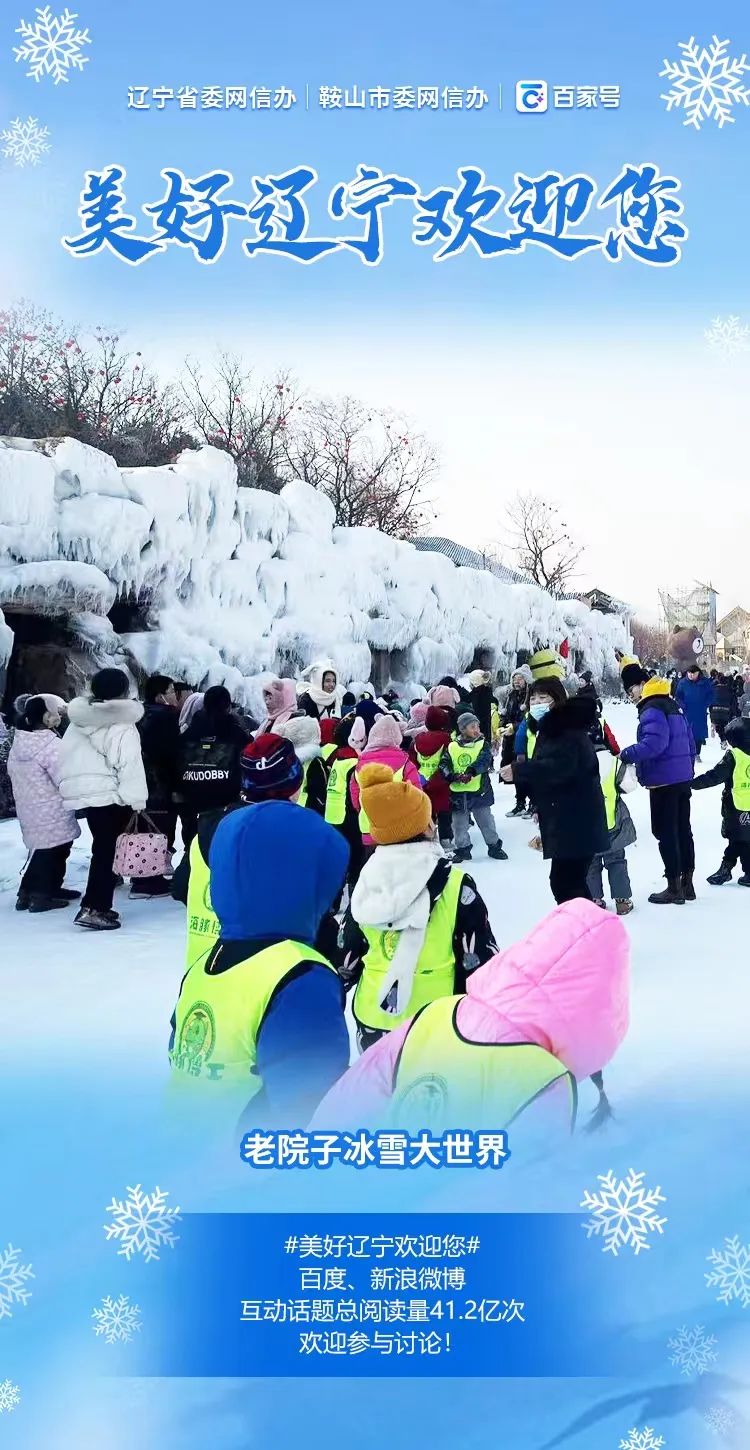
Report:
349,714,423,847
312,898,629,1138
8,695,80,913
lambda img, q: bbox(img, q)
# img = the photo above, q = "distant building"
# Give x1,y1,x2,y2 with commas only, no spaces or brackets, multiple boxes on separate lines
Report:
717,605,750,663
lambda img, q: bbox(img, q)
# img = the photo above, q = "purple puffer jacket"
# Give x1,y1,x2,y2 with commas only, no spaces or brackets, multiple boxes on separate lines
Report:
7,729,81,850
620,690,695,789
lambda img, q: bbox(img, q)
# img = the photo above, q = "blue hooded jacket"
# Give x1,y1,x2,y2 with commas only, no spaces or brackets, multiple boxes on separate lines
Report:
207,801,350,1120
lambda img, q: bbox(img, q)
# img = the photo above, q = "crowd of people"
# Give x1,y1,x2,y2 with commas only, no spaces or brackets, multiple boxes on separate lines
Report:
1,649,749,1136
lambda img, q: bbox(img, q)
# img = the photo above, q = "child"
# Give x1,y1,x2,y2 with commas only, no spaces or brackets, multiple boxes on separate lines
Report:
693,714,750,886
276,716,328,815
440,712,507,862
350,714,422,848
8,695,81,912
586,715,636,915
413,705,454,853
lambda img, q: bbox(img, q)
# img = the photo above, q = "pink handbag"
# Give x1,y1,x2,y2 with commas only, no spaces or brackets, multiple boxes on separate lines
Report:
113,813,169,879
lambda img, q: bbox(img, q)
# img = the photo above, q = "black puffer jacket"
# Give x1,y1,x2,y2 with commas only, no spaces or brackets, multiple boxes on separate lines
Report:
137,702,181,809
692,717,750,842
512,696,609,860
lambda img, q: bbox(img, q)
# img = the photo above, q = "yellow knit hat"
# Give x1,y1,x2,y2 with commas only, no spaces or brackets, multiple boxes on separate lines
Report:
358,763,432,845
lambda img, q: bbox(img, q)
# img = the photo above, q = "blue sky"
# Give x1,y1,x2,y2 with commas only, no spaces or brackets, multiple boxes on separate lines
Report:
1,0,748,613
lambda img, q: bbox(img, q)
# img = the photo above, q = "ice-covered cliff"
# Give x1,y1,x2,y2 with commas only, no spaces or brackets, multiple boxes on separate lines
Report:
0,437,628,697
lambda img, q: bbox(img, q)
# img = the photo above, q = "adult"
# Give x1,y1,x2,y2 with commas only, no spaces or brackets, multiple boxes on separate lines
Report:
709,672,739,744
276,716,328,814
500,665,533,815
501,677,608,905
133,674,181,897
296,661,339,719
172,682,196,713
7,695,80,912
620,665,696,905
255,677,298,735
675,666,715,760
178,691,204,735
467,669,495,743
176,685,248,849
59,668,147,930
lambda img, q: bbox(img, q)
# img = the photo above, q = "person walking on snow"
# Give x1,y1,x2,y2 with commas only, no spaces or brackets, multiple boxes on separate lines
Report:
58,668,148,930
8,695,81,913
585,714,636,915
413,705,455,853
675,665,715,760
441,712,508,862
501,665,533,816
340,762,498,1053
620,665,696,905
692,713,750,886
500,677,608,904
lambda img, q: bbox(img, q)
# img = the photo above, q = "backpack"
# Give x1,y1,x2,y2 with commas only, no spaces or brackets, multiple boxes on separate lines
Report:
177,734,239,808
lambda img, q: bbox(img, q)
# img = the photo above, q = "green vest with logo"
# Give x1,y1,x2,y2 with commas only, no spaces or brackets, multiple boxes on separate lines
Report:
358,764,405,835
390,996,577,1132
170,940,336,1100
447,739,483,793
186,834,220,968
416,745,443,781
325,756,357,825
353,867,464,1033
730,747,750,813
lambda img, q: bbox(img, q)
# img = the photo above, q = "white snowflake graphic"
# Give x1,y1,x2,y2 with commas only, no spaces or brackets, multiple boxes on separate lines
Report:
706,1234,750,1308
14,6,91,85
1,115,50,167
705,315,750,357
0,1243,34,1319
667,1323,718,1376
661,36,750,130
580,1169,667,1256
104,1184,181,1263
92,1294,142,1344
704,1405,735,1436
619,1431,665,1450
0,1379,21,1413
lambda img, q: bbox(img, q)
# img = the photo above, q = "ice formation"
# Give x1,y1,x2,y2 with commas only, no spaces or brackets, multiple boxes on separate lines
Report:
0,437,629,697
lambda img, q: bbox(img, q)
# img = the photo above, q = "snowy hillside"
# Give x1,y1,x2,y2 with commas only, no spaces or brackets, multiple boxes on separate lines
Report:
0,436,628,697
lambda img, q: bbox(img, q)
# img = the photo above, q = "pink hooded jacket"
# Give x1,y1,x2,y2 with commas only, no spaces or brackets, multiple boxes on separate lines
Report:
256,678,298,735
312,899,629,1134
350,746,423,845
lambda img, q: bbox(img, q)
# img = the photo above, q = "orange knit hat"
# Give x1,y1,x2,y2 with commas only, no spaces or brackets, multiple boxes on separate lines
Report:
358,763,432,845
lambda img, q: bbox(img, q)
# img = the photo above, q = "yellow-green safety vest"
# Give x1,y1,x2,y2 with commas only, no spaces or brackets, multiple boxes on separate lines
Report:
299,759,311,808
601,760,618,832
526,725,538,760
170,940,337,1101
730,747,750,813
325,756,357,826
185,834,220,968
448,739,483,793
390,995,577,1132
358,764,405,835
353,868,464,1033
416,745,443,781
321,742,337,765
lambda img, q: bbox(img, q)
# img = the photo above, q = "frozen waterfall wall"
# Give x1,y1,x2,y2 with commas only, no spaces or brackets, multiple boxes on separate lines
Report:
0,437,629,703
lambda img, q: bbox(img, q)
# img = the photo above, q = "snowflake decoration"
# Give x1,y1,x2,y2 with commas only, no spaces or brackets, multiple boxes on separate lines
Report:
92,1294,141,1344
705,315,750,357
704,1406,735,1436
661,36,750,130
0,1243,34,1319
619,1431,665,1450
0,1379,21,1413
104,1184,181,1263
580,1169,667,1256
1,115,50,168
667,1323,718,1376
706,1234,750,1308
14,7,91,85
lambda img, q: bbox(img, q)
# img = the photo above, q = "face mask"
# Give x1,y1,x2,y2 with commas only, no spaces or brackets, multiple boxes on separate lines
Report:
530,703,551,721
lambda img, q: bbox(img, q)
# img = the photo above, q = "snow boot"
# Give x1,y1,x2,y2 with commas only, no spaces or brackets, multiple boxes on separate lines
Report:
521,807,535,820
615,898,634,916
15,892,29,911
439,840,455,860
58,886,81,901
648,878,685,905
707,864,733,885
738,874,750,888
28,894,70,913
74,907,121,930
487,843,508,861
593,898,607,910
505,804,525,818
129,878,172,898
452,847,472,863
681,871,696,901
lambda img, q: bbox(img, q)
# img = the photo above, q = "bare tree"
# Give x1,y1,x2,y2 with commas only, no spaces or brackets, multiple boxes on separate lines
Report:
0,301,188,466
282,396,436,538
505,493,583,593
181,354,298,490
631,618,670,665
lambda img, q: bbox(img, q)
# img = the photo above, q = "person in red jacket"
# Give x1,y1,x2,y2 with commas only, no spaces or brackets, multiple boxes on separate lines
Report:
414,706,454,854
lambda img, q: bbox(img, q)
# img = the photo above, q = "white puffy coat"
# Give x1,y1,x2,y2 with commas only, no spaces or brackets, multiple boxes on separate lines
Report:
58,697,148,812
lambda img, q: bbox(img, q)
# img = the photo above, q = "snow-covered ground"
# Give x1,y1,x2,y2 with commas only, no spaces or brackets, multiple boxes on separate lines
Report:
0,700,745,1090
